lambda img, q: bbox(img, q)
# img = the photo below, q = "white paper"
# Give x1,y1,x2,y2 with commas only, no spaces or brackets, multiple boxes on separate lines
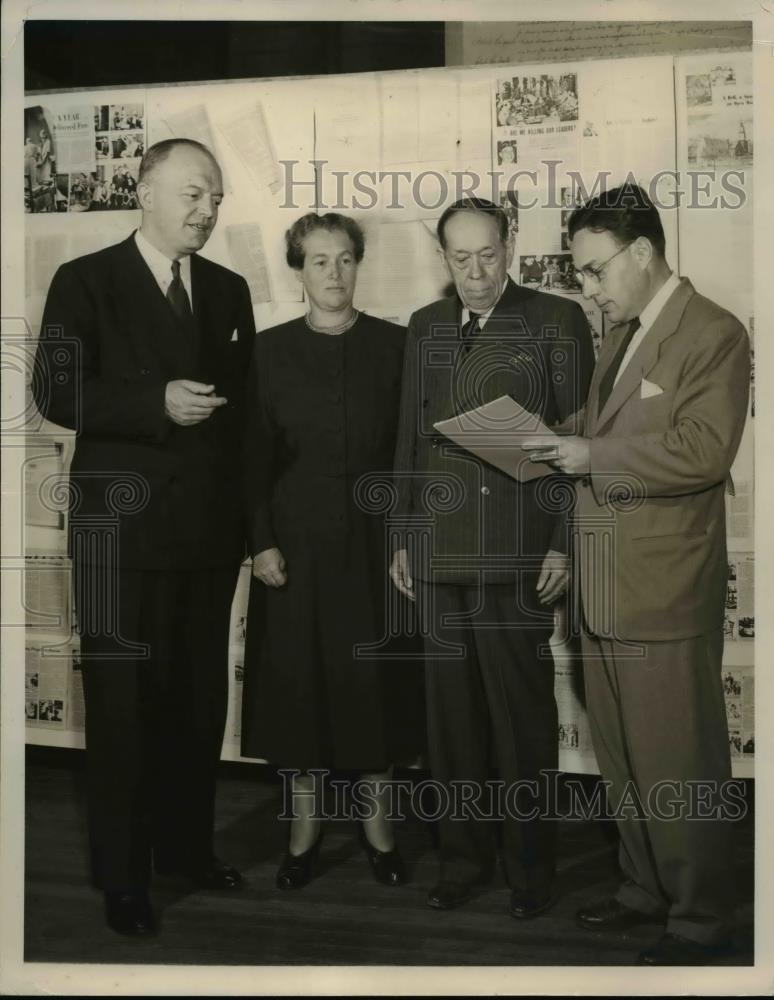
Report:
164,104,218,155
434,395,559,482
354,218,449,315
26,233,68,296
218,103,280,192
225,223,272,304
450,21,752,68
675,51,753,324
24,440,66,530
723,552,754,642
24,644,71,728
162,103,229,192
314,78,381,169
418,75,459,164
727,479,753,543
722,663,754,763
24,554,70,633
51,105,96,174
380,75,420,166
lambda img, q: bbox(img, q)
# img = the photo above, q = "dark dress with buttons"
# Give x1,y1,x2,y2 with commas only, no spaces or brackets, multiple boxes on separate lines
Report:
240,313,424,770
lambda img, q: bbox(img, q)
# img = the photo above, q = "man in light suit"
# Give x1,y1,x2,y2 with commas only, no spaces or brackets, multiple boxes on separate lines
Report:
390,198,594,919
525,185,750,964
34,139,255,936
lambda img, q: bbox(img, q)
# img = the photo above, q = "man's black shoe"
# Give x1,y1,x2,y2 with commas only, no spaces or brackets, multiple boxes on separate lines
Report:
576,897,662,931
509,887,557,919
427,882,474,910
190,860,243,890
104,890,157,937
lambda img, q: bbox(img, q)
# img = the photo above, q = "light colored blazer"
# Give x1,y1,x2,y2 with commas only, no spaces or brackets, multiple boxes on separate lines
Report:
573,277,750,641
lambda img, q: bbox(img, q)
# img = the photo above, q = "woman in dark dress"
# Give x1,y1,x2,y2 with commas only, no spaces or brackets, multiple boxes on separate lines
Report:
241,212,422,890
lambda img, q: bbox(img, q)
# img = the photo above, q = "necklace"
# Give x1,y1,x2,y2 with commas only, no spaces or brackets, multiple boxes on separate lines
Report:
304,309,359,335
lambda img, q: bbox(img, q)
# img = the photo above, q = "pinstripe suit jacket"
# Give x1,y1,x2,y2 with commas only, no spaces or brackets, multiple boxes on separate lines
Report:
393,277,594,587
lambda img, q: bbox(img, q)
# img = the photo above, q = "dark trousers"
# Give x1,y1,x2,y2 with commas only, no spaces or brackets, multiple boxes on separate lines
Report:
581,629,734,945
419,581,557,892
75,563,240,891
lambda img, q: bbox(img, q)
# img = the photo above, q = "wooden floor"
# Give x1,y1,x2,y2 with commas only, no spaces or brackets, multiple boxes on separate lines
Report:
24,748,754,967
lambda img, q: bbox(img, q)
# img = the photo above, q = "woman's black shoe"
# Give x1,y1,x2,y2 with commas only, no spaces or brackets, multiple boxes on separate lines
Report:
276,833,322,890
358,825,406,886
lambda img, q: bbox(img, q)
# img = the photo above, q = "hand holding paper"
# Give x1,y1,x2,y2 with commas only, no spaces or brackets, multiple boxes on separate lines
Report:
521,439,560,464
521,435,591,475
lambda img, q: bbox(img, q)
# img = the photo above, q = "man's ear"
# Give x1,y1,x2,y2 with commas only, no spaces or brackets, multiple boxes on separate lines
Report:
632,236,653,269
437,244,451,277
136,181,152,213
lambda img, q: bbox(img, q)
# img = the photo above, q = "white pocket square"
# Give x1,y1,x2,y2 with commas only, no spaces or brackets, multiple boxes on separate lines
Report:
230,328,239,342
640,378,663,399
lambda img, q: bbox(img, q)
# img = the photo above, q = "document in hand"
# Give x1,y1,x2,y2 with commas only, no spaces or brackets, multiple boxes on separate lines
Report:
433,395,559,482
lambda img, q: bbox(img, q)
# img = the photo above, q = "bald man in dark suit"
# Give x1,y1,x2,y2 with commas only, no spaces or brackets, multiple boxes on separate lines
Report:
34,139,255,936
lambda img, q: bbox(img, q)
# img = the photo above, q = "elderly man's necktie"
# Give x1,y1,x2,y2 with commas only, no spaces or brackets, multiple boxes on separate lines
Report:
167,259,193,324
462,311,481,352
597,316,641,410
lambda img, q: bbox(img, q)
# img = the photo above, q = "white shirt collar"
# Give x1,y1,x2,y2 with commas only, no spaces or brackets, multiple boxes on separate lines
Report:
461,278,509,330
134,229,192,301
613,272,681,386
637,271,681,335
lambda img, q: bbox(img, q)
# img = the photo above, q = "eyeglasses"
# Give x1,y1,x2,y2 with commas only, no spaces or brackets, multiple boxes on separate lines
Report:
574,241,635,286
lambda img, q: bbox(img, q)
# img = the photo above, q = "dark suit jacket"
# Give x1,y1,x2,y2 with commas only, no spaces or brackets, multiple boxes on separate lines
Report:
393,277,594,586
34,233,256,571
574,277,750,640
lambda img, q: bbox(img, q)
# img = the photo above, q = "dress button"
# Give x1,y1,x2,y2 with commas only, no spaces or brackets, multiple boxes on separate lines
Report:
481,486,490,496
140,368,150,376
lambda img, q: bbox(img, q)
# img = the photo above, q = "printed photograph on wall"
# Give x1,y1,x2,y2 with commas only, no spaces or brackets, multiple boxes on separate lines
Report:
28,103,145,213
24,106,56,213
495,73,579,125
519,253,579,293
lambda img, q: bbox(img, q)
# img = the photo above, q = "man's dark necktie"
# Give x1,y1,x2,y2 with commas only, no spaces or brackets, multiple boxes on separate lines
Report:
166,259,194,325
462,310,482,352
597,316,640,410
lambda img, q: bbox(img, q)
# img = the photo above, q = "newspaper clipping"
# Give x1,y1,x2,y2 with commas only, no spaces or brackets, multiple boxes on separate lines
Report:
723,664,754,763
25,102,146,213
724,552,754,642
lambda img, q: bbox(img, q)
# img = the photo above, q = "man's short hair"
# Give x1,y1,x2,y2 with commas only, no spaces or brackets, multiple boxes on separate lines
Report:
437,197,509,250
567,183,666,256
285,212,365,270
137,138,219,185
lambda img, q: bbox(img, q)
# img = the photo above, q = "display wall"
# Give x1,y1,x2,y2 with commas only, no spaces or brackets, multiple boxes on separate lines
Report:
22,50,754,775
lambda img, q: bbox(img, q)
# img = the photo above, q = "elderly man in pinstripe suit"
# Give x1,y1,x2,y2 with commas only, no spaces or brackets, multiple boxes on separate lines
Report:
391,197,594,920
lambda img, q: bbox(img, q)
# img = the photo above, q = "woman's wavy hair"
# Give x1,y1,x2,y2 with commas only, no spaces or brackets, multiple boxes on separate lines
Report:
285,213,365,270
